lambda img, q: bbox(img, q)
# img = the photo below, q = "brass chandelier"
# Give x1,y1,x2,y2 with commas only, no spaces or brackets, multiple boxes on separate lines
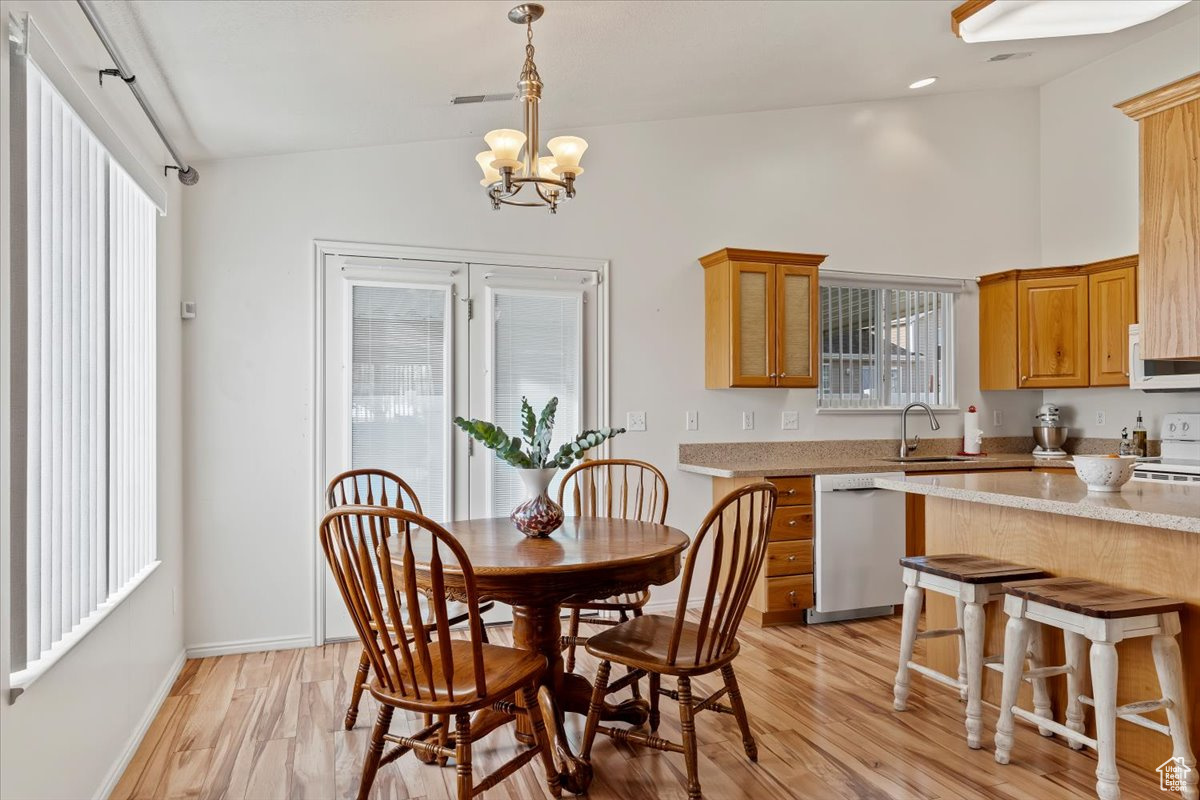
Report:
476,4,587,214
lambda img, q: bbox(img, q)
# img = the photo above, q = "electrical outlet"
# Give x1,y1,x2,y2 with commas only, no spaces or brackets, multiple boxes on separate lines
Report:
685,410,698,431
626,411,647,432
1095,411,1105,426
993,410,1004,428
742,411,755,431
781,411,800,430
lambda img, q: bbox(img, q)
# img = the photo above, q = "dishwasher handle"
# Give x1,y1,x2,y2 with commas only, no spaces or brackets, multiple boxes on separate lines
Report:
829,486,880,493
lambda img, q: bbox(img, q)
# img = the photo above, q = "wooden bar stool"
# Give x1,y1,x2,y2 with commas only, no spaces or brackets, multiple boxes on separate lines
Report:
994,577,1198,800
893,554,1049,749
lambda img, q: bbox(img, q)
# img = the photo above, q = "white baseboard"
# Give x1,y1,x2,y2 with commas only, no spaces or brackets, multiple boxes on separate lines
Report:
185,634,313,659
637,597,705,614
95,649,186,800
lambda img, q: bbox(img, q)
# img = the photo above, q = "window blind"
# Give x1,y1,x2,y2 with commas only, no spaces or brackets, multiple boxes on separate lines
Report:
11,59,159,689
818,284,955,409
488,290,582,516
350,284,450,521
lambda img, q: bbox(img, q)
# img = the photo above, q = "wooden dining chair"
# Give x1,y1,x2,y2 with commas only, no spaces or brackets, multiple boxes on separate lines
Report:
320,505,562,800
326,469,493,731
578,482,777,800
556,459,669,689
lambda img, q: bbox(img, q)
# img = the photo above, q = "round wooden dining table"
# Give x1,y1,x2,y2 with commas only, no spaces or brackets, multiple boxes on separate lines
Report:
391,515,690,794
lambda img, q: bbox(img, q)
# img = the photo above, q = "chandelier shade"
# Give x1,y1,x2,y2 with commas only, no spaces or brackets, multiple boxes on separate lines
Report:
477,4,588,213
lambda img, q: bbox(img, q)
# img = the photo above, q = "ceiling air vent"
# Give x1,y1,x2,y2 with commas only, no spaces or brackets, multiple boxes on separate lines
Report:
450,93,516,105
987,52,1033,62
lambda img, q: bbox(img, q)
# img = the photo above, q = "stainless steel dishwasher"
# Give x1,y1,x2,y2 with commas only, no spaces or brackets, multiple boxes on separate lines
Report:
806,472,907,624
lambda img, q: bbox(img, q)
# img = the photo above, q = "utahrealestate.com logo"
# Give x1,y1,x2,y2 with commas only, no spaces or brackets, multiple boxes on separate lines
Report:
1157,756,1194,793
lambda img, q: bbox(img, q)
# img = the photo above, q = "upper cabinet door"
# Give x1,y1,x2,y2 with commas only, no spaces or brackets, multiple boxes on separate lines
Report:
775,264,819,388
729,261,777,387
1089,266,1136,386
1017,275,1089,388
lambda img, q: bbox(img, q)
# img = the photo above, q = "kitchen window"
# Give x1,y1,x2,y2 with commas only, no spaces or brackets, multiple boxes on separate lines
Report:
7,17,163,695
817,275,961,410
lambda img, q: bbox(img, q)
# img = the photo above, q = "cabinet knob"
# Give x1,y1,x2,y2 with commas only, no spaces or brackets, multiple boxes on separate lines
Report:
787,590,798,606
1021,375,1028,383
769,373,777,378
788,518,798,526
784,488,796,496
780,372,787,377
787,553,798,561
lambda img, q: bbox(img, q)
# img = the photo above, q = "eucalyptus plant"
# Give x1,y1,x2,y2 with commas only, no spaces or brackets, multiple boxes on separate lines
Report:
453,396,625,469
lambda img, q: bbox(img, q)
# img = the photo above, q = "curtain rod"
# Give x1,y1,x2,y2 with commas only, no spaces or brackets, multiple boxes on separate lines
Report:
76,0,198,185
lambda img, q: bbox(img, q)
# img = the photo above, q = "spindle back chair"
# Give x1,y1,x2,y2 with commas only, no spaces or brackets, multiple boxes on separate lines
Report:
578,482,778,800
320,505,560,800
556,459,670,684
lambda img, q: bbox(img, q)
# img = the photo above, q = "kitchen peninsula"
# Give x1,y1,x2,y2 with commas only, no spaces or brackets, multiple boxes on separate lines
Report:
876,471,1200,774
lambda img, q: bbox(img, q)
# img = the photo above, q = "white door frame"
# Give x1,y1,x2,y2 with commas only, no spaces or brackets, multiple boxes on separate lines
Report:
310,240,610,646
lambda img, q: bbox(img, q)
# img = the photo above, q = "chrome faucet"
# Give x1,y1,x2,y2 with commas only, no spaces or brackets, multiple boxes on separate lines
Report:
900,402,941,458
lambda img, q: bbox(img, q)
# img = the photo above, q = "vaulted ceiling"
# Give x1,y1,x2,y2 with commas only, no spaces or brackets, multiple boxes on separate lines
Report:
90,0,1199,161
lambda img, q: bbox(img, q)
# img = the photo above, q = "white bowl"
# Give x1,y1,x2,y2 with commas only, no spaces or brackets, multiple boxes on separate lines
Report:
1069,455,1139,492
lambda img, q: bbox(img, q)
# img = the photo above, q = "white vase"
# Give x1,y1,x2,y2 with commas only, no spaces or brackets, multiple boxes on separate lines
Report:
510,467,564,537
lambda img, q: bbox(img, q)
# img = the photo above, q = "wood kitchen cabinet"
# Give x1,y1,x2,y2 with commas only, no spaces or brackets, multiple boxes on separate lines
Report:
978,256,1137,389
699,248,825,388
1118,73,1200,361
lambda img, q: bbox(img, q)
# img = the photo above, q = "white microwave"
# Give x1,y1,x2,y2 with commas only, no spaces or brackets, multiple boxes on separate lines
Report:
1128,324,1200,391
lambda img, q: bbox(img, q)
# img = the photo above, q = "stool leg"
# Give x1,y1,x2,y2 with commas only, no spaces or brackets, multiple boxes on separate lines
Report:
893,579,921,712
1152,633,1199,800
1091,641,1120,800
994,614,1033,765
1027,623,1054,737
963,600,985,749
955,597,968,702
1064,631,1090,750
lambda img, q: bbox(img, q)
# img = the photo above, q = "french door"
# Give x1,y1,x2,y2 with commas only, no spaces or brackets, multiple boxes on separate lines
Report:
319,250,602,639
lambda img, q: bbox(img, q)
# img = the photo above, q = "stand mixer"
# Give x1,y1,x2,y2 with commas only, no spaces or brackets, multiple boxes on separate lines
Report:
1033,403,1069,458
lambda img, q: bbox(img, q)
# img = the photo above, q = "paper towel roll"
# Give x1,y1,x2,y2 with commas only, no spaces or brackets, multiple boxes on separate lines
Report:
963,406,983,455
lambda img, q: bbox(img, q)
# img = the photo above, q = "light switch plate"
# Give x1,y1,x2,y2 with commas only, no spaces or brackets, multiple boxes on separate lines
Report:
180,300,197,319
781,411,800,430
993,410,1003,428
742,411,755,431
685,411,698,431
626,411,647,432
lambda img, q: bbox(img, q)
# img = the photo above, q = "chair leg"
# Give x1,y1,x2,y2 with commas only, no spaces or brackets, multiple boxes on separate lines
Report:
893,580,922,711
962,600,985,749
580,660,611,759
721,663,757,762
565,610,581,674
649,672,661,732
345,647,371,730
357,704,393,800
626,607,644,701
677,676,702,800
523,685,563,798
480,624,490,645
455,711,473,800
1090,641,1120,800
1026,623,1054,737
994,614,1033,765
434,714,450,767
1064,631,1090,750
1152,634,1199,800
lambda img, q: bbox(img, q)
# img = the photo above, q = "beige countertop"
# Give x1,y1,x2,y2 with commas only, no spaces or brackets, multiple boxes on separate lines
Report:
677,452,1056,478
873,472,1200,534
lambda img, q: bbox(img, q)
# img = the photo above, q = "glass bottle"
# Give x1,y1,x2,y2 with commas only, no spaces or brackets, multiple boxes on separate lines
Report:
1118,427,1132,456
1131,411,1147,458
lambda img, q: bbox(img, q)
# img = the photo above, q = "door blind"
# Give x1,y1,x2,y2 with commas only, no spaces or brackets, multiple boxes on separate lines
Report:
489,290,582,515
350,284,450,521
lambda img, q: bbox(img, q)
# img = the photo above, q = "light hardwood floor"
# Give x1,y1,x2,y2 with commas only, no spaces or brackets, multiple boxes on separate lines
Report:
113,613,1171,799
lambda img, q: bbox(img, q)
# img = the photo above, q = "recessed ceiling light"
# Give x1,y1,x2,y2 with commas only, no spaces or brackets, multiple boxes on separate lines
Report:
909,77,938,89
951,0,1190,43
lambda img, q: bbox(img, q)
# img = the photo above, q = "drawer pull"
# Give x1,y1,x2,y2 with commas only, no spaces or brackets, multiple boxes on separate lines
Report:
787,553,798,561
788,590,798,606
788,518,797,527
784,488,796,496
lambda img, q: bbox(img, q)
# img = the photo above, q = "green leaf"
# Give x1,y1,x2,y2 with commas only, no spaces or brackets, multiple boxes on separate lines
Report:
521,397,536,446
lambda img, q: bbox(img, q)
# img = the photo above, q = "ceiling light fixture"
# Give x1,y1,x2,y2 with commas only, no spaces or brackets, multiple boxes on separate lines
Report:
475,4,586,214
909,76,938,89
951,0,1190,43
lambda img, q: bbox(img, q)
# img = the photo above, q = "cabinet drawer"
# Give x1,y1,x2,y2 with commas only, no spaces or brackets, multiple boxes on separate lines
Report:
765,539,812,577
770,506,813,541
765,574,814,612
770,477,813,506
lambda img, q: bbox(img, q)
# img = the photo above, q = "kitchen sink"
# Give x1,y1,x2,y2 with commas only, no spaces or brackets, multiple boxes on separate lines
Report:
880,455,982,463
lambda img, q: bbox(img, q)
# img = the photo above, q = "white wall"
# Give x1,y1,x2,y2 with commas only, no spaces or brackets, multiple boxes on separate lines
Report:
0,4,185,799
1040,17,1200,435
181,88,1044,649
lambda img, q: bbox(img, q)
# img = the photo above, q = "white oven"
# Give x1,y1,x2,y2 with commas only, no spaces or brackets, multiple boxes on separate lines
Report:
1131,412,1200,485
1129,325,1200,391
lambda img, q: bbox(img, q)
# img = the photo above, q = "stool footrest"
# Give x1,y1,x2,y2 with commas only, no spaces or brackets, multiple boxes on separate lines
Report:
983,662,1070,681
1078,696,1174,737
916,627,963,641
1011,706,1097,749
907,662,963,691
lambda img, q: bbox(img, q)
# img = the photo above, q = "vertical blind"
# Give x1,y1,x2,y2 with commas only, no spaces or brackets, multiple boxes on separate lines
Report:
12,62,158,682
818,284,955,409
489,290,582,515
350,284,450,521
